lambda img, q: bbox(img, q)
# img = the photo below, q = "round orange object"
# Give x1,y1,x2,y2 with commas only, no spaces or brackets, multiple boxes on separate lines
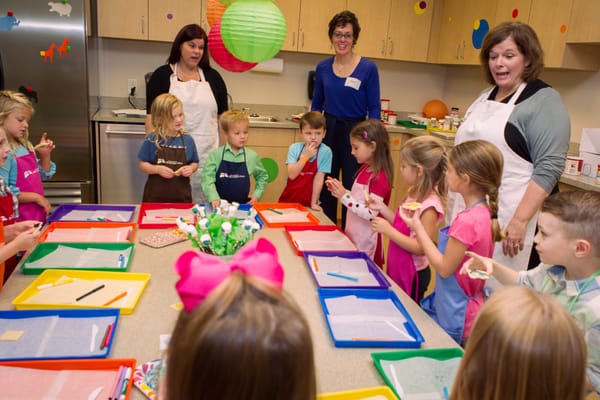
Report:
422,99,449,119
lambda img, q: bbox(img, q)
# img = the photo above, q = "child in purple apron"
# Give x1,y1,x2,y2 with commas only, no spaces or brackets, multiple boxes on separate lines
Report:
0,91,55,223
399,140,504,344
201,110,268,208
138,93,199,203
369,136,447,303
325,120,392,267
279,112,332,211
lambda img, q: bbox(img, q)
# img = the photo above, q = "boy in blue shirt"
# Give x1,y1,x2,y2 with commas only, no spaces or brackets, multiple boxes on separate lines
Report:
279,112,332,211
462,190,600,394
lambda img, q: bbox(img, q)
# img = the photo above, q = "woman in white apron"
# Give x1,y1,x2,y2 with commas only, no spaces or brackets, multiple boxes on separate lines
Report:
448,22,570,280
146,24,229,204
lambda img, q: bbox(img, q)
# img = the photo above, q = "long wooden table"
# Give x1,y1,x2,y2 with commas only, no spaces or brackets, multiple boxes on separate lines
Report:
0,208,458,398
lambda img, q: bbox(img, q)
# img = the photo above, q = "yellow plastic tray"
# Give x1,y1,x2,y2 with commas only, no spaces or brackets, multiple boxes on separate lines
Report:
318,386,397,399
12,269,151,315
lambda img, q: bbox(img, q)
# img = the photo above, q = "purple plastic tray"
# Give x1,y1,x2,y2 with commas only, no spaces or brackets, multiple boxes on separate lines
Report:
302,251,390,289
48,204,136,223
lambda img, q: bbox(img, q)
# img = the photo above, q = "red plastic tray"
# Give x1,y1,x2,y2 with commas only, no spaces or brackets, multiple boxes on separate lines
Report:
254,202,320,228
284,225,358,255
137,202,194,229
37,222,136,243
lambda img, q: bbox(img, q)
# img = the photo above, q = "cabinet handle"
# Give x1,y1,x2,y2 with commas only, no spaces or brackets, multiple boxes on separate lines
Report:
141,16,145,35
388,39,393,56
301,32,304,49
460,40,465,59
381,40,385,55
292,32,296,48
456,43,460,60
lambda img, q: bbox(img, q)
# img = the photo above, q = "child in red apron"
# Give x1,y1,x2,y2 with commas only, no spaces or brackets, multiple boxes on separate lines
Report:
0,126,41,285
138,94,199,202
325,120,392,267
279,112,332,211
0,91,55,223
201,111,268,208
369,136,447,303
399,140,504,344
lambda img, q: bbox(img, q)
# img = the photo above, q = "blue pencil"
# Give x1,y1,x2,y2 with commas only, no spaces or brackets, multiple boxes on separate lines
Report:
326,271,359,282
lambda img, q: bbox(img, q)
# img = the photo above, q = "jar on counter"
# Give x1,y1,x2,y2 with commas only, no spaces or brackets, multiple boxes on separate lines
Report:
596,164,600,185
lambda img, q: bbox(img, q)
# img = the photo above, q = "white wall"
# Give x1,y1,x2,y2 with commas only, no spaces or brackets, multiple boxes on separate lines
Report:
93,37,600,143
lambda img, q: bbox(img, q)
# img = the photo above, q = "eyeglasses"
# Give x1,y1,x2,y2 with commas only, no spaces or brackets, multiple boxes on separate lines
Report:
333,32,353,40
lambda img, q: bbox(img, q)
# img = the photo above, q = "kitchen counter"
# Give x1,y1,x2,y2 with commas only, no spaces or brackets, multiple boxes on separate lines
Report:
559,173,600,192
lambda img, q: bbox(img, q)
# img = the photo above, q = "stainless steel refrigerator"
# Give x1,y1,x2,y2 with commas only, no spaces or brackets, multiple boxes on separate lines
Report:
0,0,94,205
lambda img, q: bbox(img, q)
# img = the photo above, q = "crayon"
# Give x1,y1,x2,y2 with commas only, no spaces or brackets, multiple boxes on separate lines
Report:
75,284,105,302
326,272,358,282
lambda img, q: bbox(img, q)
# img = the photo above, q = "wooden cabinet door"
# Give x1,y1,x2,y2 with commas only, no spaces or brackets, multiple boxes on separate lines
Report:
297,0,347,54
97,0,148,40
247,128,296,203
527,0,572,68
278,0,302,51
567,0,600,43
148,0,203,42
347,0,390,59
387,0,435,62
434,0,497,65
495,0,531,23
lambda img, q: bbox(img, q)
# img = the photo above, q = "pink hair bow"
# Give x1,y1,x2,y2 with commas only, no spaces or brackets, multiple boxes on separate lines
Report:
174,237,284,312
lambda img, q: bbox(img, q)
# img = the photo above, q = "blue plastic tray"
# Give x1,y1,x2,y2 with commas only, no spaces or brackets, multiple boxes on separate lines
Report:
48,204,136,223
0,308,120,361
303,251,390,289
318,288,424,348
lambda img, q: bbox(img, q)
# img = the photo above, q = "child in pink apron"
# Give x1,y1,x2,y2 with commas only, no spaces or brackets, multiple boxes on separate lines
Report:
399,140,504,344
0,91,55,223
325,120,392,267
370,136,447,302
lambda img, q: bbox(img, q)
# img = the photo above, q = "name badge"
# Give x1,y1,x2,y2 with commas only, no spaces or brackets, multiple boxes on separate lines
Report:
344,77,361,90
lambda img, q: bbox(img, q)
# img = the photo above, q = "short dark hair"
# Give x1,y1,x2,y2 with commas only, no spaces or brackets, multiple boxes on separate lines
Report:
328,10,361,45
168,24,210,69
479,21,544,84
299,111,326,131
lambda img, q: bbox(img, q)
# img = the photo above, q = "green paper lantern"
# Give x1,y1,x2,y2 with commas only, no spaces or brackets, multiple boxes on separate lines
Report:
221,0,287,63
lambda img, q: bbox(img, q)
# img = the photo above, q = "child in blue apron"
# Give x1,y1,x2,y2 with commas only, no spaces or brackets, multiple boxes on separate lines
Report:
325,120,393,267
138,94,199,203
279,112,332,211
0,126,41,285
399,140,504,344
0,90,55,223
201,110,268,208
369,136,447,302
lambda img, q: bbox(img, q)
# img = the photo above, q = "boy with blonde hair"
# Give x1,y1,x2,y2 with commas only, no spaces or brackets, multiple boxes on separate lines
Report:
462,190,600,393
201,110,268,208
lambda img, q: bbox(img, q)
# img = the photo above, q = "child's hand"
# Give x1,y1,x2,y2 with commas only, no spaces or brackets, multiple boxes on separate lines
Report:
5,220,40,241
12,226,41,252
35,194,52,214
325,177,347,199
370,216,393,235
303,142,318,160
247,196,258,205
34,132,55,156
460,251,494,277
175,165,193,177
398,205,421,230
310,203,323,212
211,199,221,209
157,165,175,179
368,196,386,213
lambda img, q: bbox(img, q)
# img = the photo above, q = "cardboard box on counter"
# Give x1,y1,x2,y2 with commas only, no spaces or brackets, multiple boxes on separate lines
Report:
579,128,600,177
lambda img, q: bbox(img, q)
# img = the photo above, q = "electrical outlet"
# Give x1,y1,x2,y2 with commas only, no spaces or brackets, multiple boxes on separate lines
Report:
127,79,137,95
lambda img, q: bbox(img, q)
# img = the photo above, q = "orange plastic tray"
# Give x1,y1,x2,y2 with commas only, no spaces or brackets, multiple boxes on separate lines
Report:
0,358,136,399
137,202,194,229
37,222,136,243
254,202,320,228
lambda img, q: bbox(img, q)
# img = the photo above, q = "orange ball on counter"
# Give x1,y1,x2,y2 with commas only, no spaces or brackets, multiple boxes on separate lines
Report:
423,99,449,119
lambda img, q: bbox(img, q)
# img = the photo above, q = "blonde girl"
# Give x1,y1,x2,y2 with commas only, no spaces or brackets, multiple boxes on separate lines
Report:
370,136,447,302
138,93,199,202
451,286,586,400
0,90,55,222
400,140,503,344
326,119,393,267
